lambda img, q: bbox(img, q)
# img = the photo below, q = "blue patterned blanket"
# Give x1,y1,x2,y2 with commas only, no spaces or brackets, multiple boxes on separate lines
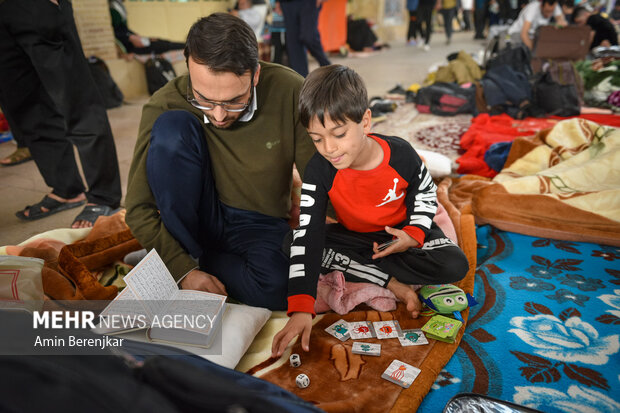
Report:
419,225,620,413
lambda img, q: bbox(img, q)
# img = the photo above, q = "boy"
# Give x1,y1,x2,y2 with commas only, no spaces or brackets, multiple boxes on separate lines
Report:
271,65,469,357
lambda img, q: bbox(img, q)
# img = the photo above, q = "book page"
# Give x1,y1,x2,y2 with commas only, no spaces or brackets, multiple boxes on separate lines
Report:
123,249,179,316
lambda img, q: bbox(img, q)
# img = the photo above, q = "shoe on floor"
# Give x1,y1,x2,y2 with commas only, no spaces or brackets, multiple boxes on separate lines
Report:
424,44,431,52
407,39,417,46
16,195,86,221
72,204,115,228
1,147,32,167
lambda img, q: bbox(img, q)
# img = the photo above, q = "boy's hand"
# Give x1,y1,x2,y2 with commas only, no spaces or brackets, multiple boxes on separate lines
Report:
180,269,227,296
271,312,313,358
372,226,419,259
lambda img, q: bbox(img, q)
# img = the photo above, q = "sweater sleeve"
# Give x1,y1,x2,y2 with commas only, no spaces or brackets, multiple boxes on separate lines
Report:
125,80,198,281
287,155,333,316
392,140,437,246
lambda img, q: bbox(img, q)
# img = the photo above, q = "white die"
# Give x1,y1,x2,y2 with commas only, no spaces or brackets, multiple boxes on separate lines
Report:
295,373,310,388
289,353,301,367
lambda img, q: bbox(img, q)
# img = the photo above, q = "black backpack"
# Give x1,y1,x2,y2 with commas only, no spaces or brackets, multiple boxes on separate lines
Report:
486,43,532,78
415,82,477,116
532,71,580,116
145,57,176,95
88,56,124,109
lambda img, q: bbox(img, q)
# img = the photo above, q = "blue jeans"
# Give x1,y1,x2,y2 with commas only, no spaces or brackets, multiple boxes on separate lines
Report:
146,111,290,310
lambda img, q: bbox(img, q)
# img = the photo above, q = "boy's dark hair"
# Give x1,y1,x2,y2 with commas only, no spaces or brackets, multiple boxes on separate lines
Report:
299,64,368,128
184,13,258,76
572,5,589,21
541,0,558,7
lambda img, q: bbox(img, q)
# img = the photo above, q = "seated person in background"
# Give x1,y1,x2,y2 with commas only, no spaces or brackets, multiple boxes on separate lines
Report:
572,5,619,49
508,0,567,49
271,64,469,357
125,13,315,310
109,0,185,55
346,16,390,52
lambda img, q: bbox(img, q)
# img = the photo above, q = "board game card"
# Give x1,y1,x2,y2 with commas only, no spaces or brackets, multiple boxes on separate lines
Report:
373,320,402,339
421,314,462,343
325,319,351,341
381,359,421,388
352,341,381,356
398,329,429,346
348,321,376,339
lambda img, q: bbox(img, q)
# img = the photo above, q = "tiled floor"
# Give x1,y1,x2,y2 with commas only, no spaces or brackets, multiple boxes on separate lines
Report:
0,31,486,246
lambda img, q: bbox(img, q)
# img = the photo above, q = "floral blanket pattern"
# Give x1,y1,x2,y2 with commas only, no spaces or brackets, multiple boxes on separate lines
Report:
419,225,620,413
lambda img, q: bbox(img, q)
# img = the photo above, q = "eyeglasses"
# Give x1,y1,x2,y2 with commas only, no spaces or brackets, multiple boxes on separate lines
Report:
186,76,254,113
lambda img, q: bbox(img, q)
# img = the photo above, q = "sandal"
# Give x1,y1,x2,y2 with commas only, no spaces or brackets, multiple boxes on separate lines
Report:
16,195,86,221
1,147,32,166
71,204,114,227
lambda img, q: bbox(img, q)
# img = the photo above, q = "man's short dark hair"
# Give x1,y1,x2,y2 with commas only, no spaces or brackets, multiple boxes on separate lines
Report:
541,0,557,7
299,64,368,128
184,13,258,75
572,5,589,21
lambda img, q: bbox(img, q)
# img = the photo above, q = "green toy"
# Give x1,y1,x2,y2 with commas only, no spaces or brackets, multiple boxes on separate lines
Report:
418,284,477,322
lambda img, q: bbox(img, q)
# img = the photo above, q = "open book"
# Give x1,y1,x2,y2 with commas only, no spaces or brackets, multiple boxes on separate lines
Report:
94,249,226,349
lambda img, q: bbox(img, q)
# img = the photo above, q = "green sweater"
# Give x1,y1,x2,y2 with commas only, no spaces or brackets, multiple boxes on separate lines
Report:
125,62,316,280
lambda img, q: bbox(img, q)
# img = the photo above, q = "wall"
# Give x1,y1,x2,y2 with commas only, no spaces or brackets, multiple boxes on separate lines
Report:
124,0,234,43
73,0,117,61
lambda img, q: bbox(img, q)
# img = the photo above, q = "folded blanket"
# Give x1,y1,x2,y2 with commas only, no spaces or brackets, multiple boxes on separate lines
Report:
450,118,620,246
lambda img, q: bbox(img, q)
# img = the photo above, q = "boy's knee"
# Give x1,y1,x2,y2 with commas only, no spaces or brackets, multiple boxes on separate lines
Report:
442,248,470,283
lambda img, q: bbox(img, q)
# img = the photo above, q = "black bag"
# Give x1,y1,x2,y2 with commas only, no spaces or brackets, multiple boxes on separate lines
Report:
145,57,176,95
533,71,580,116
486,42,532,77
88,56,124,109
414,82,477,116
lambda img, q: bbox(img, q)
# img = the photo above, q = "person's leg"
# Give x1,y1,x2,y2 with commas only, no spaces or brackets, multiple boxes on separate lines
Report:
407,10,417,42
298,0,331,67
0,1,86,199
200,206,291,310
50,0,122,208
132,39,185,55
280,1,308,77
147,111,225,262
322,223,469,316
464,9,472,31
272,31,284,64
442,8,454,42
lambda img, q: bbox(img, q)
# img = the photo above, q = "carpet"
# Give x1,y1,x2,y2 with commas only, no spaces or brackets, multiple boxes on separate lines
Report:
372,104,472,165
419,225,620,413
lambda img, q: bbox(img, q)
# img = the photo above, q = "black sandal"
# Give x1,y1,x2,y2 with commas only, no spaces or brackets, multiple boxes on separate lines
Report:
71,204,114,227
15,195,86,221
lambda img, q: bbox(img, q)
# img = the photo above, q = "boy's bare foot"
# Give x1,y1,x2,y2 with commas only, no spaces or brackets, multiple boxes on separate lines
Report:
387,278,422,318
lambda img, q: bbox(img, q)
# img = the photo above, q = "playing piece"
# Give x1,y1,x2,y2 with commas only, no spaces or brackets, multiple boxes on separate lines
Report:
398,329,429,346
381,359,421,388
373,320,402,339
325,319,351,341
348,321,376,339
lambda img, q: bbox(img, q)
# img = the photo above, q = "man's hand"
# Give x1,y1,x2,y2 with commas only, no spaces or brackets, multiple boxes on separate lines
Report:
180,269,228,296
372,226,419,259
49,0,59,5
271,312,313,358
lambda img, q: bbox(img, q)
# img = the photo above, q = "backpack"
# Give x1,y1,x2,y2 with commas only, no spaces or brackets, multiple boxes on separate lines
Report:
145,57,176,95
414,82,477,116
480,64,534,118
486,42,532,78
532,71,580,116
88,56,124,109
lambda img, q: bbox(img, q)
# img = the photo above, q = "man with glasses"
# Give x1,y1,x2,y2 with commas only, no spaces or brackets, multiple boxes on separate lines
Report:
125,13,316,310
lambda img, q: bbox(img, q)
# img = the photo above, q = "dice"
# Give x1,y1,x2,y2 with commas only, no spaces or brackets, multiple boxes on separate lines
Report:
295,373,310,388
289,353,301,367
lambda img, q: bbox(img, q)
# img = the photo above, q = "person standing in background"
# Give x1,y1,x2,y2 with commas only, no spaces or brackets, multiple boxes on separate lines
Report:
278,0,331,77
462,0,474,30
417,0,438,50
441,0,458,45
473,0,488,38
0,0,122,228
407,0,422,46
269,0,288,64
